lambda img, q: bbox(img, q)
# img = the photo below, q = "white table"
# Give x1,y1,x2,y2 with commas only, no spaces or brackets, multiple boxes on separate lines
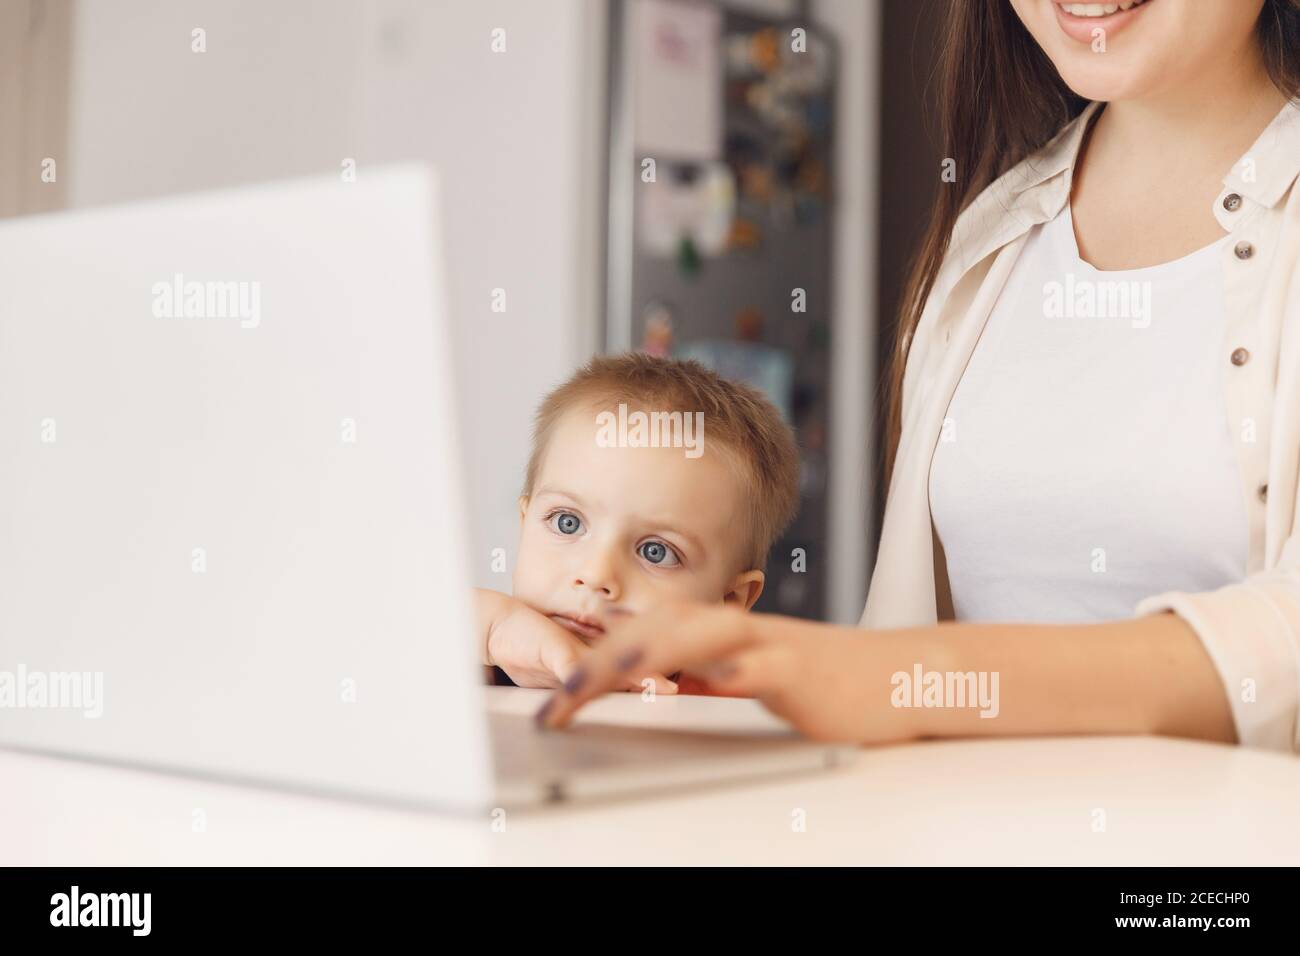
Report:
6,686,1299,865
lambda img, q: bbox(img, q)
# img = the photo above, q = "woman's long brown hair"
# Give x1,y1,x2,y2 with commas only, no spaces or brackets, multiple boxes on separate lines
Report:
882,0,1300,484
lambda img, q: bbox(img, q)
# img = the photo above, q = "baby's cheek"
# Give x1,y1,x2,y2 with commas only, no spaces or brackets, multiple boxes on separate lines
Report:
663,570,731,605
510,544,550,601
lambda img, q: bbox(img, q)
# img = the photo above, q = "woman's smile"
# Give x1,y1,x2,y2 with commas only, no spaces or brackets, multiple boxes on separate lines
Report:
1053,0,1157,43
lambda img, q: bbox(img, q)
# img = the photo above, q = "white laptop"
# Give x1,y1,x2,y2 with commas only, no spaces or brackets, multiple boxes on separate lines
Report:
0,166,845,811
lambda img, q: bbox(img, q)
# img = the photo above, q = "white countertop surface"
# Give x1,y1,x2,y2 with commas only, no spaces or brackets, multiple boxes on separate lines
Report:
6,686,1298,865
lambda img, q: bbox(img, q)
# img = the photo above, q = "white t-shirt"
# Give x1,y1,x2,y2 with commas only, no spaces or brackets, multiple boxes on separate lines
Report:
928,201,1249,623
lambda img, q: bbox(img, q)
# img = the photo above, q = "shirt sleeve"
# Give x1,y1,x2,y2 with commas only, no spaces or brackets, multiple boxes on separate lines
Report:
1134,535,1300,752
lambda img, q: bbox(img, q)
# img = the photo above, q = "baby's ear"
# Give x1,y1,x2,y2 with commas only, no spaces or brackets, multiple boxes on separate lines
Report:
724,569,765,611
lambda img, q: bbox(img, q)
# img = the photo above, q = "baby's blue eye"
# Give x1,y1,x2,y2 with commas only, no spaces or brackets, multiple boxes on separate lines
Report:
550,512,582,535
638,540,679,567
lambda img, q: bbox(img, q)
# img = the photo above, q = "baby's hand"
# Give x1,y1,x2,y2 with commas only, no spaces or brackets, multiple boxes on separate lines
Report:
474,589,677,694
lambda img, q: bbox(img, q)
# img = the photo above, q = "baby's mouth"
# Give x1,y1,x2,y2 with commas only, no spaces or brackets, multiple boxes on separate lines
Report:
549,613,606,641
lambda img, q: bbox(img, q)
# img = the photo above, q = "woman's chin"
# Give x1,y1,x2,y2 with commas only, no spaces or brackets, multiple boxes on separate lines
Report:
1051,59,1157,104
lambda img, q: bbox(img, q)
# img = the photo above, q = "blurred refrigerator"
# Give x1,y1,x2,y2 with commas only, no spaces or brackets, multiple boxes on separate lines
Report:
604,0,838,620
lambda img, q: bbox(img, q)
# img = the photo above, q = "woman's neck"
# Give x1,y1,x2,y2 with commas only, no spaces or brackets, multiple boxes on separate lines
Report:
1067,43,1291,271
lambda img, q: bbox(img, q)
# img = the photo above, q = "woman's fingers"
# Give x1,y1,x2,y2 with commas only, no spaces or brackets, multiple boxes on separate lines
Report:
684,644,793,700
533,613,679,694
537,602,763,728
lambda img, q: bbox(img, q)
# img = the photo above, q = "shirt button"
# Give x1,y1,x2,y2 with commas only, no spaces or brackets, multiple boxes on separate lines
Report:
1223,193,1242,212
1231,347,1251,366
1258,483,1269,503
1234,241,1254,260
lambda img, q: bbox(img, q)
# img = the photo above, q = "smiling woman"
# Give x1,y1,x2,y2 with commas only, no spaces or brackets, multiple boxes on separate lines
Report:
538,0,1300,756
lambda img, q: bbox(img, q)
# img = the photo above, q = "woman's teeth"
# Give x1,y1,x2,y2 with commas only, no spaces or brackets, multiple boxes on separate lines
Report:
1060,0,1147,16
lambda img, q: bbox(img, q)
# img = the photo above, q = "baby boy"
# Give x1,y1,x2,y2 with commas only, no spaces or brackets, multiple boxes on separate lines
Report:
474,351,799,693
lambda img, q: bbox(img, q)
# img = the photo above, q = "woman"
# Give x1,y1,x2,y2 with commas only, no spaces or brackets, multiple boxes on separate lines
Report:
538,0,1300,752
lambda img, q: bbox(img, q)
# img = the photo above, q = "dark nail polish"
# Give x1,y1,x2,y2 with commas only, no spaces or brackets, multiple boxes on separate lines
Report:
615,648,644,672
534,697,555,728
562,668,587,695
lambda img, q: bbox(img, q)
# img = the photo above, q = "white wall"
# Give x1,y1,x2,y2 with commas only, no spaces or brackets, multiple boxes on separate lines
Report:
62,0,874,613
64,0,607,588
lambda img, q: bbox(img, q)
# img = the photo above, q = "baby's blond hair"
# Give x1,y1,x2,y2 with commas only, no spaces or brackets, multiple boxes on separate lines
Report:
524,352,800,569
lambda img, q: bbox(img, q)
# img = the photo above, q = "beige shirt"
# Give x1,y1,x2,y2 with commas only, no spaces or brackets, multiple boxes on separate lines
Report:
861,98,1300,753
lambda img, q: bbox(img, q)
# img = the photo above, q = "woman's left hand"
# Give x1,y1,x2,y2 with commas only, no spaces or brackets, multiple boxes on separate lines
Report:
534,601,919,745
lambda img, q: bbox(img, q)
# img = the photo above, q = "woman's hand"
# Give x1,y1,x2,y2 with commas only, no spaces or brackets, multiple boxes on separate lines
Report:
534,601,920,745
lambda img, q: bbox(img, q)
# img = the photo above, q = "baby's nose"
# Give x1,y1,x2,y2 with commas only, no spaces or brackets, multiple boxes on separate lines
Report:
572,565,620,600
572,575,617,598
